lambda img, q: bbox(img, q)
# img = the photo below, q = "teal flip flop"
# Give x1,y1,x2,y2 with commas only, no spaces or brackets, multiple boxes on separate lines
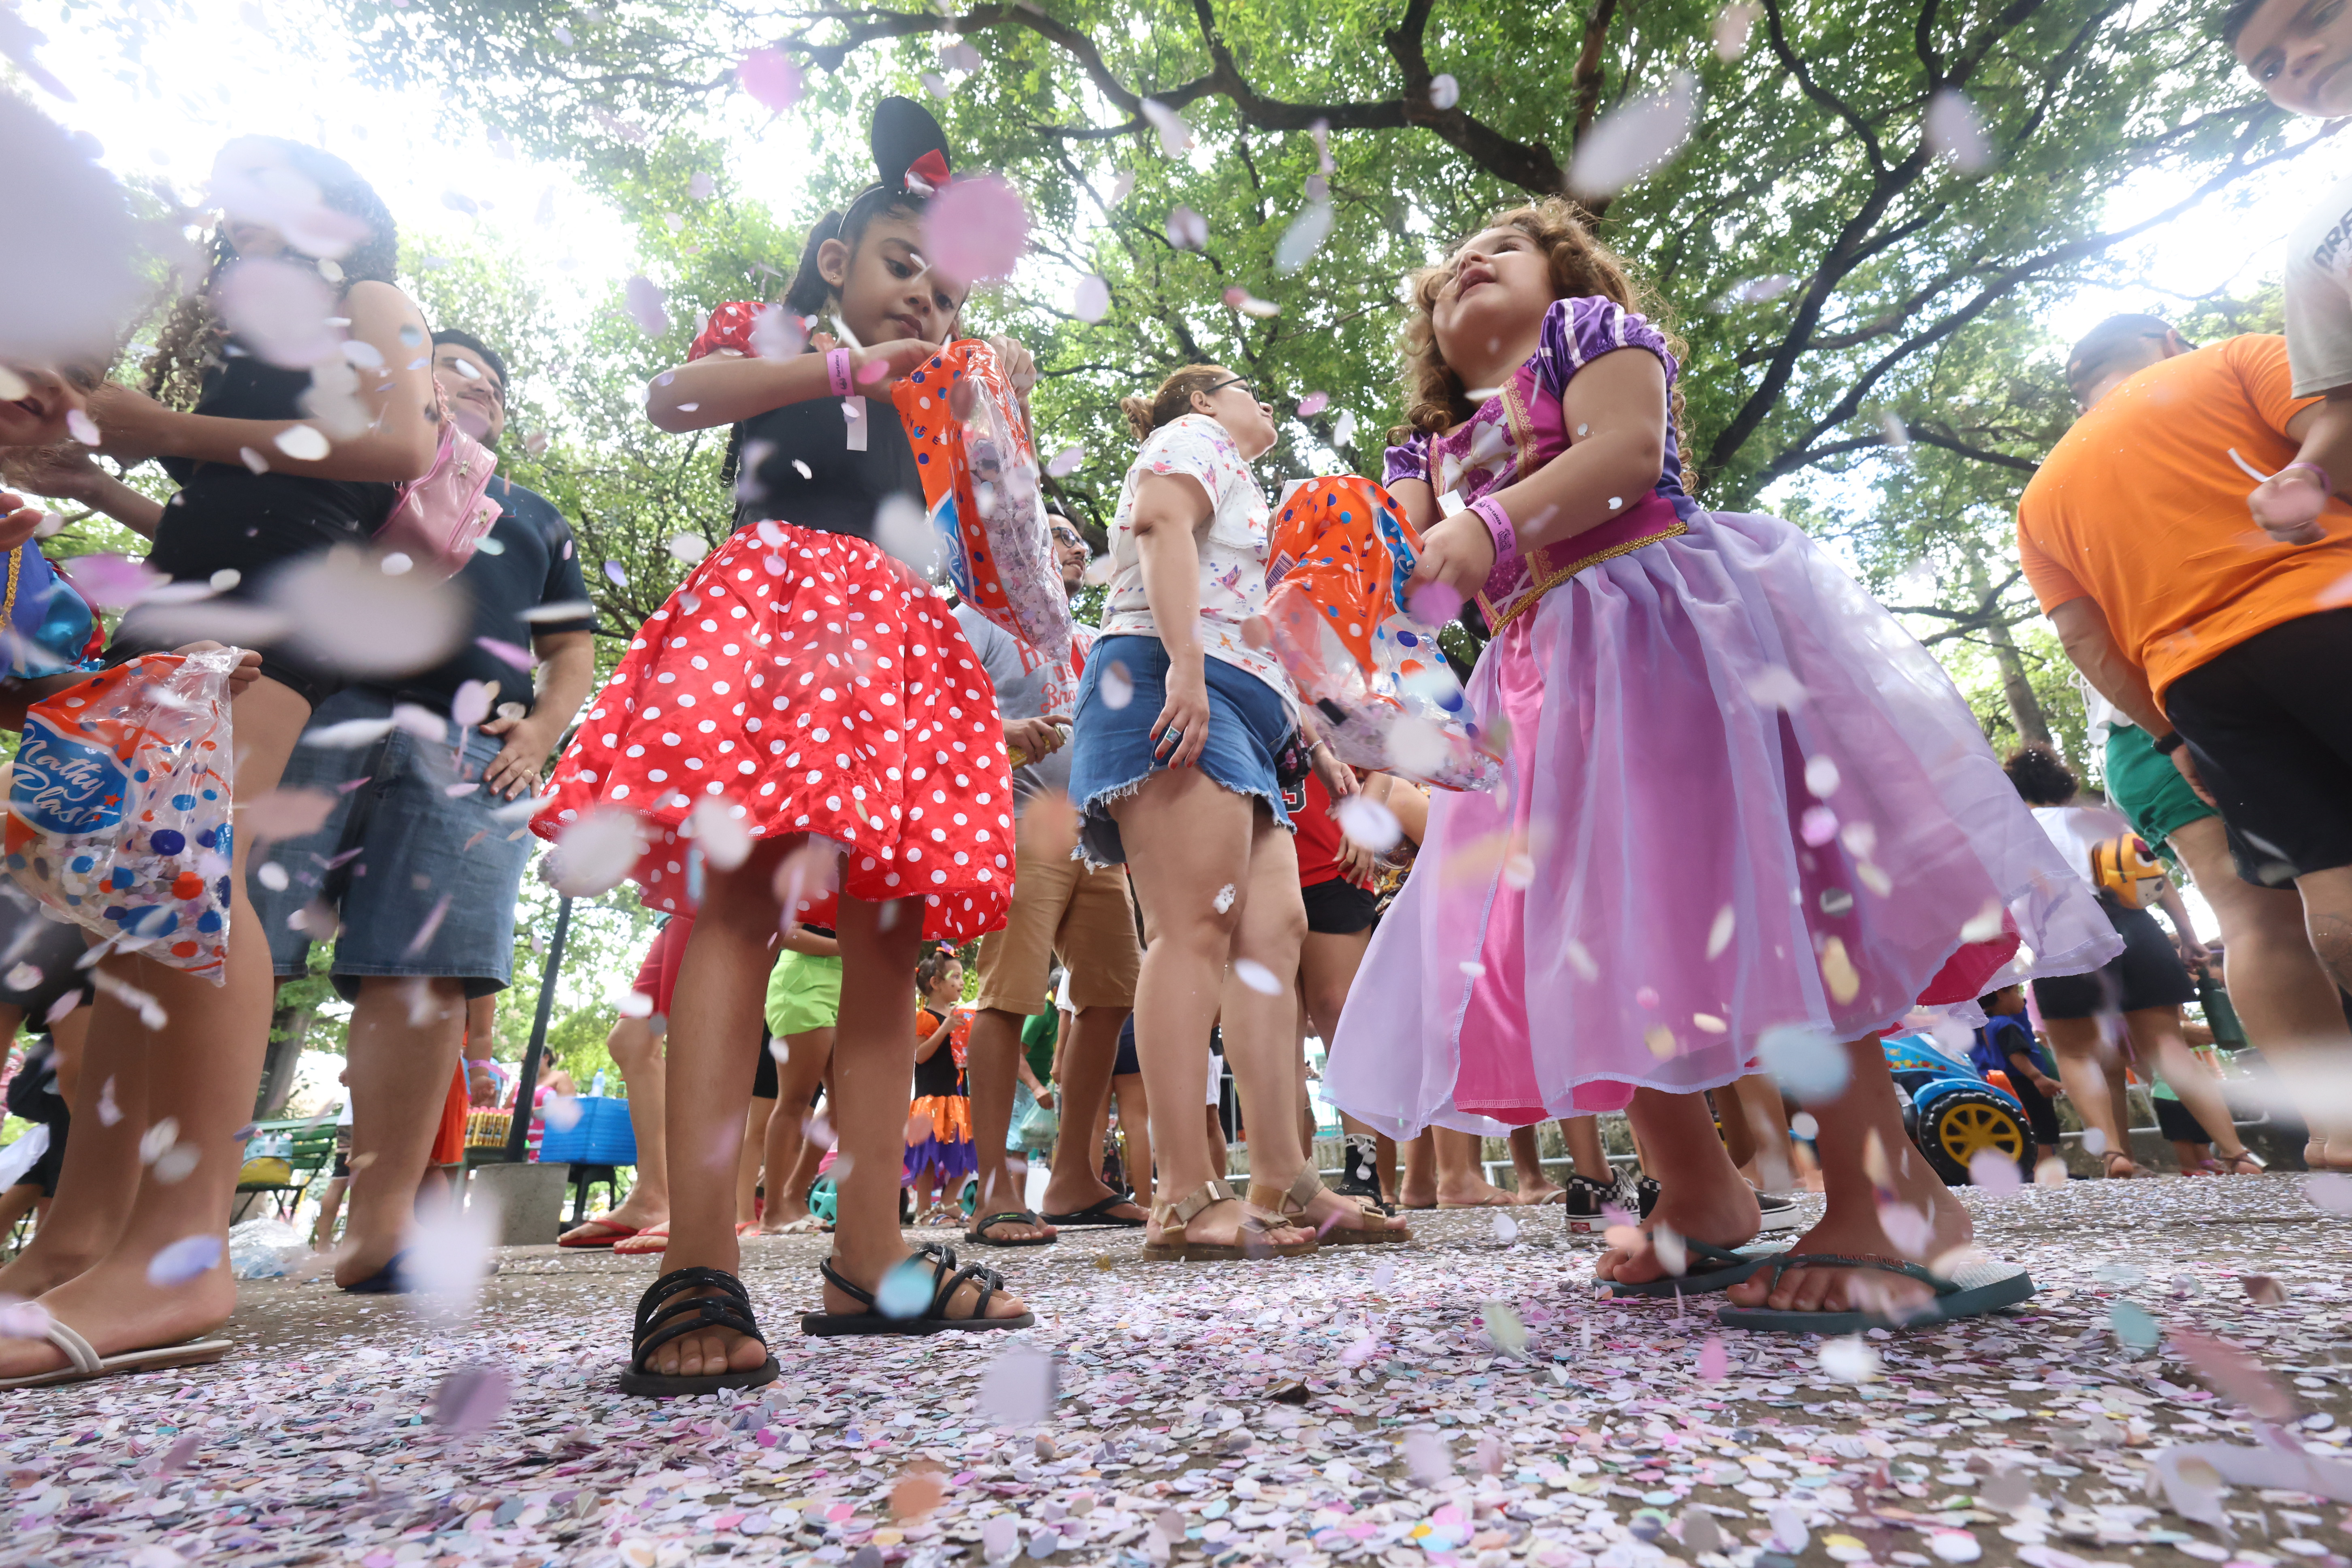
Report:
1600,1238,1790,1298
1715,1252,2035,1333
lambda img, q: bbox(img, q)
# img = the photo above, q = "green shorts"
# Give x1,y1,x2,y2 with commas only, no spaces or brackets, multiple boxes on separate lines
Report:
765,950,844,1037
2103,722,2216,862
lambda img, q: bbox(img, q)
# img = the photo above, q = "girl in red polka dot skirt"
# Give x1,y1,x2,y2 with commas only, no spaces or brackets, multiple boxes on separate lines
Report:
536,98,1035,1394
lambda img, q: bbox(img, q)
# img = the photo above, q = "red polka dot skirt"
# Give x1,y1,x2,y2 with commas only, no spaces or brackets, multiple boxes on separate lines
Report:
535,521,1015,942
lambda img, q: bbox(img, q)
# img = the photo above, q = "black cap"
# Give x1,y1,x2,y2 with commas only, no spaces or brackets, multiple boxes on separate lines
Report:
2065,314,2184,392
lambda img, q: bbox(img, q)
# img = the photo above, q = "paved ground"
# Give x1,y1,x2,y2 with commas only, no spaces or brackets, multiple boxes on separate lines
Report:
4,1176,2348,1568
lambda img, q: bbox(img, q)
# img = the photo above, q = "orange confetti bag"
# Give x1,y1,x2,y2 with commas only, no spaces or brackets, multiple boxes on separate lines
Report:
1261,477,1500,791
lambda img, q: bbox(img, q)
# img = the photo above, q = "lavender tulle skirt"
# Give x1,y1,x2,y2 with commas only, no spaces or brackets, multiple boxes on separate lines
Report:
1325,509,2118,1137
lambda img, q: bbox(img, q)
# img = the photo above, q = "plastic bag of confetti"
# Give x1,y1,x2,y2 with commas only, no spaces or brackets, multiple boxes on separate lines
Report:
4,648,238,983
894,338,1072,673
1260,476,1501,791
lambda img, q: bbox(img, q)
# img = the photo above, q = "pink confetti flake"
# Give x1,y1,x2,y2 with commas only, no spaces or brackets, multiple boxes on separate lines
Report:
1073,274,1110,322
737,48,802,113
623,275,670,337
1800,803,1839,845
923,174,1030,287
1568,73,1697,200
1165,205,1208,250
58,552,160,610
1297,390,1330,417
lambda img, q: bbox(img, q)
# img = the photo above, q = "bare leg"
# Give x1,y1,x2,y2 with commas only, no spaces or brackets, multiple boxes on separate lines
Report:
334,976,469,1286
1039,1006,1142,1222
1508,1124,1563,1200
1561,1116,1614,1183
758,1028,833,1231
1434,1127,1526,1206
736,1096,776,1224
0,1183,41,1240
309,1175,348,1251
1217,813,1391,1236
1595,1089,1762,1284
2127,1007,2252,1164
1397,1131,1436,1208
817,895,1025,1318
1723,1039,1973,1317
0,997,140,1300
0,676,311,1378
964,1008,1051,1239
1112,1072,1152,1210
600,1014,669,1229
2296,863,2352,996
2045,1015,2139,1175
1111,771,1312,1252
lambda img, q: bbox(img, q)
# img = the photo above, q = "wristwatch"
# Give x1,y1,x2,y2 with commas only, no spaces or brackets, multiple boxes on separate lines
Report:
2152,731,2186,755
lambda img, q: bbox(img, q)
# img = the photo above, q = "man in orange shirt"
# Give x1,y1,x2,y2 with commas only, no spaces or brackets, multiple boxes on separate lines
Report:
2017,317,2352,1169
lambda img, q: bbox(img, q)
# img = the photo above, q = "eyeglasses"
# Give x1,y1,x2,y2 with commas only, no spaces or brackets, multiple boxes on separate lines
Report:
1202,375,1258,401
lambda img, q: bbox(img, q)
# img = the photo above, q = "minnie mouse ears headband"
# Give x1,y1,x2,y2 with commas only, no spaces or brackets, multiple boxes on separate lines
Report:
855,96,954,211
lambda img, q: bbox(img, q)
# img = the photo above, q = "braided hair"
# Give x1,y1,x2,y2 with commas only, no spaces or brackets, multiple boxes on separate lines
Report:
144,138,399,411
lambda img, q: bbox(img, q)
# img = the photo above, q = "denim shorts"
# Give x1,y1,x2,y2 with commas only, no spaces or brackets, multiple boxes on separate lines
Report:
249,687,534,999
1066,635,1293,866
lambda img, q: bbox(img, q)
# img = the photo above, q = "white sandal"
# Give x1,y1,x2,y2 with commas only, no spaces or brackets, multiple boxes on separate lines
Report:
0,1317,231,1390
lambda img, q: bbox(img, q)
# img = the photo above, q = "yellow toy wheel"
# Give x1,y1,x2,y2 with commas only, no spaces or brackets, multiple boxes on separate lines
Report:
1922,1089,2028,1185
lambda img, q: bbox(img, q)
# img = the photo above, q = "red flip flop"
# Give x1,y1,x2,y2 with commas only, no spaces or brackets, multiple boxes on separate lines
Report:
614,1222,671,1257
558,1214,641,1248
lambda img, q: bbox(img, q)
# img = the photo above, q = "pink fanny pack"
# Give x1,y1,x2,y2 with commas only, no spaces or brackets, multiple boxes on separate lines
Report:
381,388,502,575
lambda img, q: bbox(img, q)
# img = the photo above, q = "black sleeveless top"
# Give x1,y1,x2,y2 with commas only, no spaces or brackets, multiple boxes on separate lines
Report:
728,350,924,538
150,347,400,585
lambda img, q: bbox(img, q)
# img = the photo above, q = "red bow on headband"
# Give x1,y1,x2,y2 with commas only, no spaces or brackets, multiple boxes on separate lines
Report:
905,149,952,196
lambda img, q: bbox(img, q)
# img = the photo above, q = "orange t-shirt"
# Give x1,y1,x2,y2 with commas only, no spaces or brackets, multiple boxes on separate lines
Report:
2015,334,2352,700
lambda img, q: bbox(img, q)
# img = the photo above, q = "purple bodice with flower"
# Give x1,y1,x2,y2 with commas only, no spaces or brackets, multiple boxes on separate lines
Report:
1385,296,1699,630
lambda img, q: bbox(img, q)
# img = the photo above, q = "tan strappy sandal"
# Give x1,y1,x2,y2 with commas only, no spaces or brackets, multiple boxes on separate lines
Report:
1248,1167,1413,1247
1143,1178,1318,1261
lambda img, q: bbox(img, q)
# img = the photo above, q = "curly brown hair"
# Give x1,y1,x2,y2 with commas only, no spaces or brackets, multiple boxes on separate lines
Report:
1393,198,1688,459
1120,365,1233,443
143,138,401,412
2002,744,2079,807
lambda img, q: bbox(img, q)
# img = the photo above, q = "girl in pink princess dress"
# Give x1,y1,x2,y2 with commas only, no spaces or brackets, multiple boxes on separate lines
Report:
1324,199,2117,1330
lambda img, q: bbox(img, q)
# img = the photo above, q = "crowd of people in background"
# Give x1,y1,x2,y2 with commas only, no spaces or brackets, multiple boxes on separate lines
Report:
0,2,2348,1396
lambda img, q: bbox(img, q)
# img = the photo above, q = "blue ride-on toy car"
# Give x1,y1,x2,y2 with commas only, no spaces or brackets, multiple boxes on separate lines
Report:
1881,1030,2034,1185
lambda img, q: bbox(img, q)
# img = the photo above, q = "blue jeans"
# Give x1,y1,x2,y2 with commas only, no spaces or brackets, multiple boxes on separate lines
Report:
249,688,533,999
1066,635,1293,866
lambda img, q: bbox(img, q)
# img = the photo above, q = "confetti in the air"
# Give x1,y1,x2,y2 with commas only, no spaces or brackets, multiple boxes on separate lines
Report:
1140,98,1193,157
925,174,1030,287
737,48,803,113
623,275,671,337
1924,89,1992,173
1713,2,1757,59
1164,205,1208,250
1073,274,1110,322
1045,445,1085,478
1568,73,1697,200
1428,74,1460,110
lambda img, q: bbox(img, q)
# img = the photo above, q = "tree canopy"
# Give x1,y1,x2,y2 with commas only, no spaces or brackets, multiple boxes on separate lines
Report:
315,0,2331,750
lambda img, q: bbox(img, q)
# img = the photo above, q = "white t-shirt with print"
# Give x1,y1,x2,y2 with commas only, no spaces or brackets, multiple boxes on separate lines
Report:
2284,169,2352,398
1103,413,1296,718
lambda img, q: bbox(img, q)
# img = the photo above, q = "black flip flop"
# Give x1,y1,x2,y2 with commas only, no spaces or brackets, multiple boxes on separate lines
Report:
965,1209,1058,1247
1600,1238,1789,1299
1038,1194,1146,1228
618,1266,782,1397
339,1250,411,1294
801,1242,1036,1337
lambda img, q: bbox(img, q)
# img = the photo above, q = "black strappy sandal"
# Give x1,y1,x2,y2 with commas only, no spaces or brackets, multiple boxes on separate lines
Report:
619,1266,782,1397
801,1242,1037,1337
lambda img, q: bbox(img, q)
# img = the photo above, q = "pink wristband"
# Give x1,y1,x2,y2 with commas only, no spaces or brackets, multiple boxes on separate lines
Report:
2280,460,2334,496
826,347,854,397
1469,496,1517,561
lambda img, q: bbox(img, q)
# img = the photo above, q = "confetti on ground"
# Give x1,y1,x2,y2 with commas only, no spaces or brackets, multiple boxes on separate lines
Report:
4,1182,2346,1567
